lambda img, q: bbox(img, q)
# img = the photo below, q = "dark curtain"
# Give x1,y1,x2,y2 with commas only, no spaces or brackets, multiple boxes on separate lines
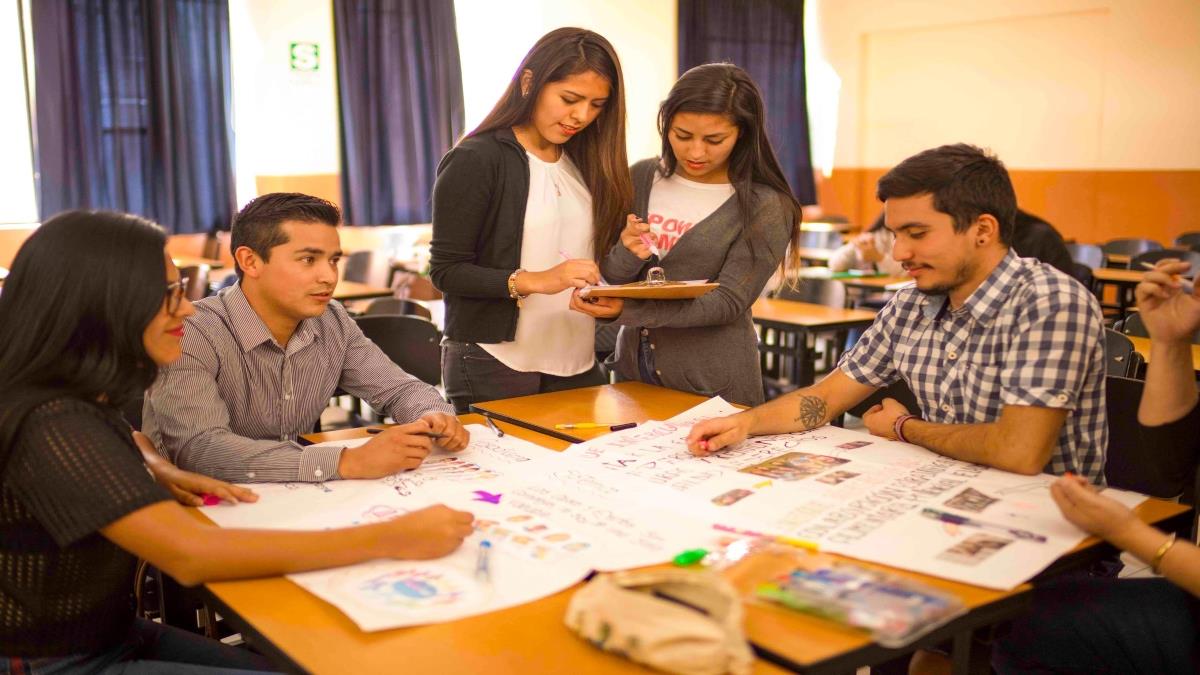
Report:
334,0,464,225
679,0,817,205
31,0,236,233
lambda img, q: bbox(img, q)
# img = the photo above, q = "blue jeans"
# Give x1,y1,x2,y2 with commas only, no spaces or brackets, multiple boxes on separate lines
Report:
2,618,277,674
992,577,1200,674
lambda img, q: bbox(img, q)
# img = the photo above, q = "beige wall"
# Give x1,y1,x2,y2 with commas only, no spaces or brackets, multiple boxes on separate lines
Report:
232,0,679,210
810,0,1200,241
229,0,341,207
812,0,1200,170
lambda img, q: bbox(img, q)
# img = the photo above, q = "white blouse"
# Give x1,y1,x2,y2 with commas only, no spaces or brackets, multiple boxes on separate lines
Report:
479,151,595,376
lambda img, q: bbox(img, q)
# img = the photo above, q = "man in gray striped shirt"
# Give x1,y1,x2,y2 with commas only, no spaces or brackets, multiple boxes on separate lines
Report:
143,193,466,483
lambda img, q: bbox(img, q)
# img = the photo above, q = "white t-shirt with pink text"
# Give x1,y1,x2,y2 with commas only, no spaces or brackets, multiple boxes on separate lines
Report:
645,172,735,256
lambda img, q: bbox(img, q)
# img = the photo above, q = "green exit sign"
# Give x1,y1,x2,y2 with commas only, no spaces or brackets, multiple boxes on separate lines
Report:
289,42,320,72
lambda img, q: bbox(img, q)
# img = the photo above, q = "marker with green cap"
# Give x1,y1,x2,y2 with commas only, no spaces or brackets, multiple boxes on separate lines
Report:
672,548,709,566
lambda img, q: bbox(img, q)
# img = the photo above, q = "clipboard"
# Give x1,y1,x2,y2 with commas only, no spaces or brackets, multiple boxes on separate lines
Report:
579,279,719,300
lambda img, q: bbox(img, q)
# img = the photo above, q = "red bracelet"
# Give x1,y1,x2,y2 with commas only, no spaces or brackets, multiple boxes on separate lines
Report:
893,414,918,443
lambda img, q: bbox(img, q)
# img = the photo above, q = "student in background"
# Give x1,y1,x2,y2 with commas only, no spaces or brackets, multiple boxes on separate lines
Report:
685,144,1108,483
430,27,633,412
1011,209,1074,277
0,211,473,672
985,258,1200,674
829,214,904,276
568,63,801,406
145,193,465,484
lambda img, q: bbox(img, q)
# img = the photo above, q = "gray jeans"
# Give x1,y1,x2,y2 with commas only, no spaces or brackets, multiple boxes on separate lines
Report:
441,340,606,413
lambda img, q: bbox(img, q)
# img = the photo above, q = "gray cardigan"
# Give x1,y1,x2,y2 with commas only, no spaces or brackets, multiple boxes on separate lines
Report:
601,159,792,406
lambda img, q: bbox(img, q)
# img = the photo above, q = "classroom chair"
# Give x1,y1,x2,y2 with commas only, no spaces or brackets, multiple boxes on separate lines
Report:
1104,375,1196,504
362,296,433,321
1174,232,1200,249
1102,238,1162,267
178,264,211,301
838,379,922,427
342,250,374,283
1066,243,1104,269
1103,329,1144,378
354,315,441,387
1117,311,1200,344
1130,248,1200,271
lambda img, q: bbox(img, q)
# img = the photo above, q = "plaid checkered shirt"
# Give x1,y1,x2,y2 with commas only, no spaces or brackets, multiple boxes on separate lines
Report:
839,250,1108,484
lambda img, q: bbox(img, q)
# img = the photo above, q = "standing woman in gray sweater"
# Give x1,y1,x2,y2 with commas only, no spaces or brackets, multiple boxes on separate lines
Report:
570,63,801,406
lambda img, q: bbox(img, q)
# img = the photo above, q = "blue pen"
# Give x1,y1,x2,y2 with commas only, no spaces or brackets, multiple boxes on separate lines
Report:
476,539,493,582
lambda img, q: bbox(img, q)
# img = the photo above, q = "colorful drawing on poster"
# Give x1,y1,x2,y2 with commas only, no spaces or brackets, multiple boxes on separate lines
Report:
473,490,503,504
815,470,860,486
711,488,753,506
564,542,591,552
506,515,532,523
753,480,773,489
352,567,474,609
739,452,850,481
944,487,999,513
544,533,570,542
936,534,1013,567
836,440,873,450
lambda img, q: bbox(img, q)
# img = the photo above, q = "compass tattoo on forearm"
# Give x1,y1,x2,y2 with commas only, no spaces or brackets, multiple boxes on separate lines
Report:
793,395,827,429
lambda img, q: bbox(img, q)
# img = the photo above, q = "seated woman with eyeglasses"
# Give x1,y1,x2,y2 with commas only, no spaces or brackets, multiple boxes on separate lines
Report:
0,211,475,672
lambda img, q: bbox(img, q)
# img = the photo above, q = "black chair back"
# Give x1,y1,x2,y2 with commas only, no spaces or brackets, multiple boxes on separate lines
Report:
354,315,442,386
1103,329,1143,378
1104,375,1196,499
1118,310,1200,344
1069,262,1094,290
845,379,922,420
1066,243,1104,269
343,251,373,284
1102,238,1162,260
775,277,846,308
1131,248,1200,271
363,297,433,321
178,265,211,301
1173,232,1200,249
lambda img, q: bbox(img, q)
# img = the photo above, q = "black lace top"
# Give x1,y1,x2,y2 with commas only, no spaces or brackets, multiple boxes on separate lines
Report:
1,397,169,657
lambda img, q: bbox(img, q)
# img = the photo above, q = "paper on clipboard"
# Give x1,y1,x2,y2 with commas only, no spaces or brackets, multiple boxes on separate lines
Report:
578,280,719,300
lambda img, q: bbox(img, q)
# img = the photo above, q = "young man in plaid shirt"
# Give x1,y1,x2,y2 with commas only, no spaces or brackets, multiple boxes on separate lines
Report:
687,143,1107,483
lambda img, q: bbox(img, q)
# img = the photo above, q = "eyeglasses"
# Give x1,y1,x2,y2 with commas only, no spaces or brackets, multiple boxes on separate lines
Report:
165,275,190,316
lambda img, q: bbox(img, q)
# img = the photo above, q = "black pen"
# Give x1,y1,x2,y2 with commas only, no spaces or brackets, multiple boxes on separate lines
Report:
365,427,446,438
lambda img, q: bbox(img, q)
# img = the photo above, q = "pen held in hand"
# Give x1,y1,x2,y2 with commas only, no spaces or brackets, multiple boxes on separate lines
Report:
1139,261,1195,283
365,427,446,439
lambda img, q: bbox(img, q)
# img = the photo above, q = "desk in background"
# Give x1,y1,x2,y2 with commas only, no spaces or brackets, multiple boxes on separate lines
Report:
334,281,394,302
1127,335,1200,372
1092,267,1145,318
171,255,225,270
752,298,878,387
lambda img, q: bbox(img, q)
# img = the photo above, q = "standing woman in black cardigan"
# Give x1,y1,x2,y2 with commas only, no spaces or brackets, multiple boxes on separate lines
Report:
430,27,633,412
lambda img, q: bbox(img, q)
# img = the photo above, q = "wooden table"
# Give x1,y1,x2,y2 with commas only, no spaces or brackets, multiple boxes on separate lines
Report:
1092,268,1144,317
172,255,225,270
1104,252,1132,267
789,266,913,295
202,414,787,674
335,281,394,302
752,298,878,387
470,381,711,443
796,247,836,264
199,399,1192,675
1127,335,1200,371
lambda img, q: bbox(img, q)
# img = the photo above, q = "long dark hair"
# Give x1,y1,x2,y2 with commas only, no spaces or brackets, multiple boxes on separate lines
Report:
468,27,632,262
0,211,168,469
658,63,802,272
